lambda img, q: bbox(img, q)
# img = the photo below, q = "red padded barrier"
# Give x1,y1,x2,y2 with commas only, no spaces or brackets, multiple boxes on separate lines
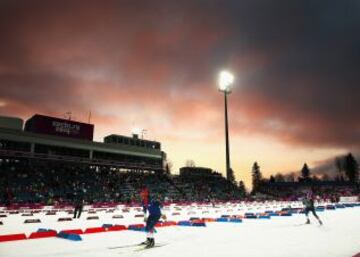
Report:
156,221,177,227
163,221,177,226
107,225,127,231
60,229,83,235
202,218,216,222
0,233,27,242
29,231,57,239
84,227,106,234
128,224,145,229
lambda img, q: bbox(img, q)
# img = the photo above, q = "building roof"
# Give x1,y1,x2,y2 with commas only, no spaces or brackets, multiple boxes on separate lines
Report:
0,127,162,159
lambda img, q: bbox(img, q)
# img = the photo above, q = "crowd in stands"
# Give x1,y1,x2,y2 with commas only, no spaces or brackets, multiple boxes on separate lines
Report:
0,158,358,207
0,159,241,206
174,167,244,201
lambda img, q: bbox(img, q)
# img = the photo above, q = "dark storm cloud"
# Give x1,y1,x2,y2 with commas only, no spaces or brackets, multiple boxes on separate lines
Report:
311,153,360,178
0,0,359,149
220,0,360,149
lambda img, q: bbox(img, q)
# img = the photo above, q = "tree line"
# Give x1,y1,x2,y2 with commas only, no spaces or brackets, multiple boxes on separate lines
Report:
252,153,359,193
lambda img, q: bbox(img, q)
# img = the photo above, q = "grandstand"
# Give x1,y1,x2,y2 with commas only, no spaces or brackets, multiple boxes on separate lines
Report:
0,114,171,204
0,114,240,206
0,114,164,171
175,167,244,200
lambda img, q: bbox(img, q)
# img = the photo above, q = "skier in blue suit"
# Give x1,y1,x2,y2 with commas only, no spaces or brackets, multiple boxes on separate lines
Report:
141,194,166,248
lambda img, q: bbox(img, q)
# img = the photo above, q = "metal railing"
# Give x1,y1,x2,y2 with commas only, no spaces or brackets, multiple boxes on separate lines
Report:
0,149,163,171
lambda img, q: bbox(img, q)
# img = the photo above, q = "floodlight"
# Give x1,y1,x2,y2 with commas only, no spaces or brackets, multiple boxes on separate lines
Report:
218,70,234,93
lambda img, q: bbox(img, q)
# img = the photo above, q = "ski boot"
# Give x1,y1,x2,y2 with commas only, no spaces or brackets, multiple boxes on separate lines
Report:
145,238,155,248
305,219,310,224
140,238,151,246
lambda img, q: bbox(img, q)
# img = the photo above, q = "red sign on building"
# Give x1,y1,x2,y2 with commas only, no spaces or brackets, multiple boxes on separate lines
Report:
25,114,94,141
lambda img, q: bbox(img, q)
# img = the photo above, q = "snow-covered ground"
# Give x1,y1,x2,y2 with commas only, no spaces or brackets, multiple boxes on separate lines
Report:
0,202,359,257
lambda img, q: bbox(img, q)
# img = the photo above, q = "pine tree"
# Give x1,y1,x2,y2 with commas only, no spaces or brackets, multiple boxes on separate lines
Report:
252,162,262,193
238,180,246,196
301,163,311,181
343,153,359,183
269,175,275,183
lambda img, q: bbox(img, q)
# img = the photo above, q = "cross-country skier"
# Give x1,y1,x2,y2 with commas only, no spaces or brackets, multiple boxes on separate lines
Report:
302,192,322,225
141,194,166,248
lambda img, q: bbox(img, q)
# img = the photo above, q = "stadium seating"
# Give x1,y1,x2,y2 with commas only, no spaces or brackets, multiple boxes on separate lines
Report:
0,160,243,206
0,158,358,208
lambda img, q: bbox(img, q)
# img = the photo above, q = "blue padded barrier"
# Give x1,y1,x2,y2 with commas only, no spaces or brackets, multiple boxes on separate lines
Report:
57,232,82,241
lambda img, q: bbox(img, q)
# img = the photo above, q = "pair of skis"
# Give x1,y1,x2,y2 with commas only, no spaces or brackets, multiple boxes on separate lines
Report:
108,243,166,252
294,222,323,227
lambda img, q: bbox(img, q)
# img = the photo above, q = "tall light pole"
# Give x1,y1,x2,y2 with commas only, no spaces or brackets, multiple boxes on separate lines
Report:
218,70,234,181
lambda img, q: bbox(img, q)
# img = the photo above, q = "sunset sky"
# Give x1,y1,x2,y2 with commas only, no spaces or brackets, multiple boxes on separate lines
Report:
0,0,359,188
